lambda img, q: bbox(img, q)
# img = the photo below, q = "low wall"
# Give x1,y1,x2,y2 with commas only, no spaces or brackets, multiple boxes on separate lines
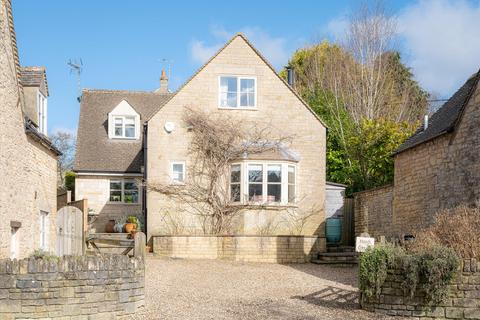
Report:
0,255,145,319
354,185,394,239
153,235,325,263
362,259,480,319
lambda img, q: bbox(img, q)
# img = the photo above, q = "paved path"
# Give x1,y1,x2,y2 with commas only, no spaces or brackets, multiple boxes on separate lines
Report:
132,257,396,320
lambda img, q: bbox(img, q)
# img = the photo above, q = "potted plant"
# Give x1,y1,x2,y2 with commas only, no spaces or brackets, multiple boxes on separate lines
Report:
124,215,139,234
114,217,126,233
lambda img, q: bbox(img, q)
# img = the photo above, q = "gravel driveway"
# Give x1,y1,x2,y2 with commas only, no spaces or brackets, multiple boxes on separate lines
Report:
132,257,396,320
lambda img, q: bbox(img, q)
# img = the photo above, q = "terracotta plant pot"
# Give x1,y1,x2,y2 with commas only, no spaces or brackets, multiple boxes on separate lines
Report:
124,222,136,234
105,220,115,233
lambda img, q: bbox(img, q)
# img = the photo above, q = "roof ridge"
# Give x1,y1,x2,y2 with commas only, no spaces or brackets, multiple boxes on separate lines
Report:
83,88,172,95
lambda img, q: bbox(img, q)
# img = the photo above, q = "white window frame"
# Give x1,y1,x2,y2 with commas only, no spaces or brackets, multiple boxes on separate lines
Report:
108,179,139,204
218,76,257,109
39,211,49,250
229,161,297,205
37,90,47,135
170,161,186,184
10,227,18,259
112,115,137,139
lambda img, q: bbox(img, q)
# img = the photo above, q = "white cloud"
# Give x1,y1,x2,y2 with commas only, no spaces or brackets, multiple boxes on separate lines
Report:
398,0,480,96
189,26,289,69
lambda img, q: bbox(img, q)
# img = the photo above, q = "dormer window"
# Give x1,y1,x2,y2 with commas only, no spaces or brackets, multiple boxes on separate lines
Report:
108,100,140,140
37,91,47,135
219,76,256,109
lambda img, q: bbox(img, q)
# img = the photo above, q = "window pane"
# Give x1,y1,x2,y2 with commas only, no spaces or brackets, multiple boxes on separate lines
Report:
114,125,123,137
124,180,137,190
172,163,184,182
110,181,121,190
249,184,263,202
248,165,263,182
288,166,296,184
231,165,241,183
288,185,296,203
240,79,255,107
231,184,241,202
220,77,237,107
125,117,135,125
124,191,138,203
267,165,282,182
114,118,123,125
267,184,281,202
110,191,122,202
125,125,135,137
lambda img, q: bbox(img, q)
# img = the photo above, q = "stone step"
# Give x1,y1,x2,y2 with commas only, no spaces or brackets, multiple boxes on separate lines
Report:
311,259,358,266
326,245,355,253
319,251,358,257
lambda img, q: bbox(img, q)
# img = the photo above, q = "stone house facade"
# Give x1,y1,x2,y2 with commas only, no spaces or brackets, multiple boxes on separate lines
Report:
0,0,59,259
354,71,480,239
75,34,327,245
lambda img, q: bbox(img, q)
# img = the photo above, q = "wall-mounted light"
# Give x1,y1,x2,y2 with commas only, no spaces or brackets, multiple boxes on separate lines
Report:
164,122,175,133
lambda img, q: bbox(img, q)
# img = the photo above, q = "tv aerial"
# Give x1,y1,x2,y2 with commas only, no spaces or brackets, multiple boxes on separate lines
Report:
67,58,83,102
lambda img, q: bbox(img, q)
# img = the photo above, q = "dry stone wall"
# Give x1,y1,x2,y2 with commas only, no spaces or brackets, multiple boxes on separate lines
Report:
362,259,480,319
0,255,145,319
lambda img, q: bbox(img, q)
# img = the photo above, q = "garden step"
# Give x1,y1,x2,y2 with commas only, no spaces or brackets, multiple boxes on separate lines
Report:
326,245,355,253
311,259,357,266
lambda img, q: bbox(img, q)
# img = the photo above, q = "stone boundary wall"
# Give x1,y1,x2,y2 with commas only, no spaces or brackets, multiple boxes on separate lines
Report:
0,255,145,319
362,259,480,319
354,185,394,239
153,235,325,263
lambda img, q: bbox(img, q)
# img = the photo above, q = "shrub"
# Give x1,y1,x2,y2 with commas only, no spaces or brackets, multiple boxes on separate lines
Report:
30,249,60,262
359,243,402,300
409,205,480,258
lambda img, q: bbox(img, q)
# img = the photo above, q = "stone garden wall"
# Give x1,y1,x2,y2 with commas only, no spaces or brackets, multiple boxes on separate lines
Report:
0,255,145,319
153,235,325,263
362,259,480,319
354,185,394,239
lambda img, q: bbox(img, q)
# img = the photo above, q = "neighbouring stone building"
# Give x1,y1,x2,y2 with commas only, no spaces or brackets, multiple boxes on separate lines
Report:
75,34,327,252
355,70,480,239
0,0,60,259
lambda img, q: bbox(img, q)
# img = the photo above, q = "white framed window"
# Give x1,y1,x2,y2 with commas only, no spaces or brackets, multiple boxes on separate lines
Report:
10,227,18,259
109,179,139,203
230,162,297,205
219,76,256,109
171,161,186,183
37,91,47,135
113,116,136,139
39,211,49,250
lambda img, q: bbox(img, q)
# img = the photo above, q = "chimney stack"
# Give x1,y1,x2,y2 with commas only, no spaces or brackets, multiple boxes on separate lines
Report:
159,69,169,93
286,66,294,87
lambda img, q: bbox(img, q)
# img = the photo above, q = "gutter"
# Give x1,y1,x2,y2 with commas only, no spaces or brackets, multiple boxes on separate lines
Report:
24,118,62,156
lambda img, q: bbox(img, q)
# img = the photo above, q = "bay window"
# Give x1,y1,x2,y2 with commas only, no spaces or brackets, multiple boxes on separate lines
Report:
219,76,256,108
230,162,297,205
109,179,139,203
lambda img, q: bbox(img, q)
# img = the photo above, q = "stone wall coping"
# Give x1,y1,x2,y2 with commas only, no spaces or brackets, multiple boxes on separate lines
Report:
353,184,394,196
0,254,144,275
152,234,324,239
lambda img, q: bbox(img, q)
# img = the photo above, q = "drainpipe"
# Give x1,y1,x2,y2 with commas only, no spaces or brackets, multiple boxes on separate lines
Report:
142,123,148,236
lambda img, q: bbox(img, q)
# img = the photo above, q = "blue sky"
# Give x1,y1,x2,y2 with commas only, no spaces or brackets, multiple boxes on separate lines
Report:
12,0,480,135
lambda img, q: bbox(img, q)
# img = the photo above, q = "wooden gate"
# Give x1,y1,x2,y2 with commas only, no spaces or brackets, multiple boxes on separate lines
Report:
341,198,355,246
56,206,84,256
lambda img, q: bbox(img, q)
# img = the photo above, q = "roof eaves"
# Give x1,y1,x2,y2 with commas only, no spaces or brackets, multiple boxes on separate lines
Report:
25,118,61,156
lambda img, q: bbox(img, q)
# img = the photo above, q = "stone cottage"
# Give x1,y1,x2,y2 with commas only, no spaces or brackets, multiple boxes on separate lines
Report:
355,70,480,239
75,34,327,248
0,0,60,259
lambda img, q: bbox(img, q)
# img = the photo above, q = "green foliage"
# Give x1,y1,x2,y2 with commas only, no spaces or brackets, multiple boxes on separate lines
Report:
30,249,60,262
65,171,75,191
360,244,459,305
127,215,142,231
359,243,401,299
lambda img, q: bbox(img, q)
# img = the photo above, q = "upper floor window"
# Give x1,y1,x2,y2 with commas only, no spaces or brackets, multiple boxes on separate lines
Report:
113,116,136,138
37,92,47,135
219,76,256,108
171,161,186,184
230,162,296,205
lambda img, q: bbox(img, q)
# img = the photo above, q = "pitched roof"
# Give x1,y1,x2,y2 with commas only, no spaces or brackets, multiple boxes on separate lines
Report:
19,66,48,96
74,90,172,173
146,33,327,128
395,70,480,154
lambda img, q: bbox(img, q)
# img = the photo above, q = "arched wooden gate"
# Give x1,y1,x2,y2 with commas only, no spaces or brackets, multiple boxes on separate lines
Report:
56,206,84,256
